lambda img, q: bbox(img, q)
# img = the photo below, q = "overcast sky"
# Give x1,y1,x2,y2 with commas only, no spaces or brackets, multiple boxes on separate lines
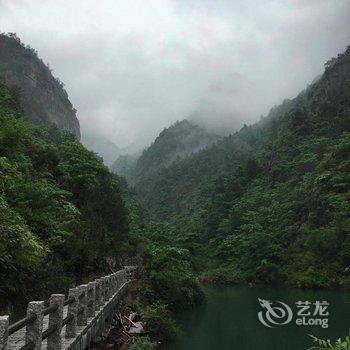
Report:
1,0,350,151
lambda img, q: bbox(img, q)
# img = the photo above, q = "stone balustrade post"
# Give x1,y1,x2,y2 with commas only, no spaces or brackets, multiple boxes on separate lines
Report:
0,316,9,350
121,270,124,284
115,272,119,291
87,282,96,317
95,279,102,310
98,278,103,303
125,269,128,282
109,275,113,295
47,294,65,350
103,277,108,300
119,270,123,286
113,273,118,293
114,273,118,291
106,276,110,298
116,272,121,291
65,287,79,338
77,285,88,326
25,301,44,350
111,274,116,294
124,269,127,283
99,278,103,302
124,268,128,282
109,275,113,294
102,277,109,302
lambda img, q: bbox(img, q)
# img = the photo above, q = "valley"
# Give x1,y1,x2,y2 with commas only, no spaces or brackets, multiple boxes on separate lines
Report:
0,15,350,349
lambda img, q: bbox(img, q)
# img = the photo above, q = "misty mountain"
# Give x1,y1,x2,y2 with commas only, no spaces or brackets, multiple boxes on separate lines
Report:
82,133,121,166
122,119,220,183
111,152,141,178
133,45,350,287
0,33,80,139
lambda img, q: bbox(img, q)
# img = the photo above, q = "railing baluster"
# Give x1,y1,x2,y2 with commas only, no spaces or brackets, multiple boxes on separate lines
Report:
102,277,109,302
87,282,96,317
95,279,101,311
47,294,64,350
65,287,79,338
77,285,88,326
116,272,120,291
25,301,44,350
109,275,113,296
111,274,115,294
105,276,110,299
115,272,118,292
106,276,110,297
0,316,9,350
5,266,138,350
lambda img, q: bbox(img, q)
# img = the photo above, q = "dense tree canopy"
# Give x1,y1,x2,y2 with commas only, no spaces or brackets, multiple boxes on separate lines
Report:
132,45,350,289
0,81,129,310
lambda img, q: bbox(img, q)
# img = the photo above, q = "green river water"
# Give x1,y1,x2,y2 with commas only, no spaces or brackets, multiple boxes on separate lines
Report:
162,286,350,350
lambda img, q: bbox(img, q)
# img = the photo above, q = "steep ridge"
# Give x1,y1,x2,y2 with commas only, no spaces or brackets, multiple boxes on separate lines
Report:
0,33,80,139
121,119,220,183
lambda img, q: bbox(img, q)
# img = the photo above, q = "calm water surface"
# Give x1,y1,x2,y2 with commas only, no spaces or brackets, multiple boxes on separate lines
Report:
162,286,350,350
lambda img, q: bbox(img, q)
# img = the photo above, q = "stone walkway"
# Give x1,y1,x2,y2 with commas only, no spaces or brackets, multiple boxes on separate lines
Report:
7,282,128,350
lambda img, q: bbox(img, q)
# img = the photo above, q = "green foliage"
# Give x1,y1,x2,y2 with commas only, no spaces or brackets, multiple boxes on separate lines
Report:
129,337,157,350
127,120,219,183
133,45,350,289
0,82,129,307
0,33,79,136
309,334,350,349
121,196,203,343
144,242,203,309
143,303,180,342
56,133,129,276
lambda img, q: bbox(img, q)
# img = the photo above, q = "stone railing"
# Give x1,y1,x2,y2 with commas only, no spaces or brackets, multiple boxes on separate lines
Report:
0,266,138,350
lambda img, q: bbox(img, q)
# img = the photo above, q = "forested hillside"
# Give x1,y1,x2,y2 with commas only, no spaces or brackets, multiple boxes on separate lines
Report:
133,45,350,289
118,119,220,183
0,35,203,339
0,33,80,139
0,81,129,312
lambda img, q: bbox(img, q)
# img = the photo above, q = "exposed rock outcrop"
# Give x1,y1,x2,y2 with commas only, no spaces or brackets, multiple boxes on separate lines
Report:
0,33,80,139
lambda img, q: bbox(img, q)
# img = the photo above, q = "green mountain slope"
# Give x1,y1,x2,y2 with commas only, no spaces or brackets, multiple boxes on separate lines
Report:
123,119,220,183
0,81,129,311
134,45,350,288
0,33,80,139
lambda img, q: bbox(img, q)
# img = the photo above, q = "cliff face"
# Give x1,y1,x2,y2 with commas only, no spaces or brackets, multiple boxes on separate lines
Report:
0,33,80,139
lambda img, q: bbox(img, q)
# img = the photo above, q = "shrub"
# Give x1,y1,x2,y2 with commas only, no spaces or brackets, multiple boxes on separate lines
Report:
309,334,350,349
143,303,180,342
129,337,157,350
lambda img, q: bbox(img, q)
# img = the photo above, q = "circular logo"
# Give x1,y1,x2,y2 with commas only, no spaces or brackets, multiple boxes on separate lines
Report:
258,298,293,328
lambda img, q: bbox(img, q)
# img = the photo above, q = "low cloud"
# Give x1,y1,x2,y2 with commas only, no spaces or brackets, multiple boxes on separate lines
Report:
1,0,350,151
